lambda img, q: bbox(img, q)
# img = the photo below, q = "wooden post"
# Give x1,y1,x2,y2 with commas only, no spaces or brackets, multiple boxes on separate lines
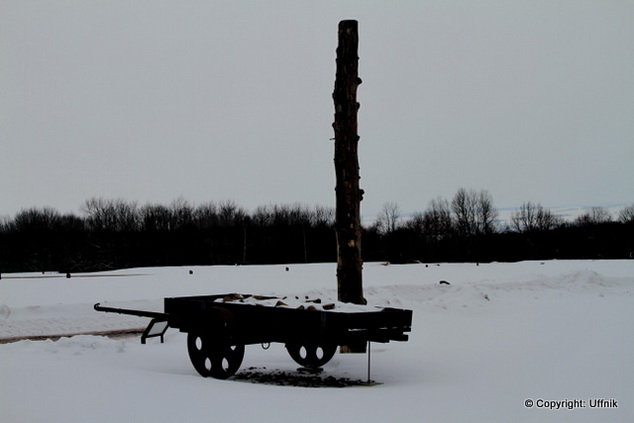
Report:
333,20,366,305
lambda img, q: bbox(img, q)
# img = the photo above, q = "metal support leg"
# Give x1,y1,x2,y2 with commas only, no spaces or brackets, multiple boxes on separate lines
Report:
367,340,371,384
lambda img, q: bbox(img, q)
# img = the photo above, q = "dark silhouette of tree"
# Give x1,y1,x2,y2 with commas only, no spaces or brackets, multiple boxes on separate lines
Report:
82,198,139,232
139,203,172,232
451,188,477,238
510,202,562,232
575,207,612,226
476,190,498,235
423,197,453,240
375,202,401,235
618,204,634,224
451,188,497,238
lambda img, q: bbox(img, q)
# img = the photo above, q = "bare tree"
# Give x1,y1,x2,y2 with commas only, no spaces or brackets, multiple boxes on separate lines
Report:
310,205,335,227
451,188,476,236
82,198,138,232
618,204,634,224
375,202,401,235
218,200,246,226
451,188,477,237
170,197,194,230
0,215,11,232
139,203,172,231
12,207,61,232
575,207,612,226
451,188,498,236
194,202,219,230
476,190,498,234
423,197,453,240
510,202,561,232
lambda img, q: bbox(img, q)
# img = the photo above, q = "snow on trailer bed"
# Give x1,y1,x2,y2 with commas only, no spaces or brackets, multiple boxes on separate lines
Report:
210,292,379,312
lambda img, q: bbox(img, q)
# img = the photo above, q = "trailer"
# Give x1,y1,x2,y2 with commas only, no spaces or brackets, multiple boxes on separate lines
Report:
94,293,412,379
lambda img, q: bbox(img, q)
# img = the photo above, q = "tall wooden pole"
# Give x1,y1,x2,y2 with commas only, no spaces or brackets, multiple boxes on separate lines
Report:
333,20,366,305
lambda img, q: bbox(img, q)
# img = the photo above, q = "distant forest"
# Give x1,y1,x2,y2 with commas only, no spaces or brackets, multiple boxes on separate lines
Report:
1,189,633,274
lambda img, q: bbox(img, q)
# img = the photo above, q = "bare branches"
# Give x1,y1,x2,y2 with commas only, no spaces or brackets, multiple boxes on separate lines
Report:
618,204,634,224
575,207,612,226
451,188,498,237
510,202,562,232
375,202,401,235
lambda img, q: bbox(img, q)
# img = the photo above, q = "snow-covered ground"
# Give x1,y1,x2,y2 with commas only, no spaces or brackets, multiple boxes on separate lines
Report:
1,260,632,422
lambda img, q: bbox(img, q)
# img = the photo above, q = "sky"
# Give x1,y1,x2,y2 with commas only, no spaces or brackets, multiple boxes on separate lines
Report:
2,0,633,220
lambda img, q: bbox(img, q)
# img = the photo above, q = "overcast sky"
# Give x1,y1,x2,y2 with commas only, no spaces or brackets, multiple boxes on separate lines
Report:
2,0,633,219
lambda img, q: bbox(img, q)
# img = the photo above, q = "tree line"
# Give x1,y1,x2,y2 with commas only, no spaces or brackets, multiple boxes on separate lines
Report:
0,199,336,273
369,189,633,263
1,191,633,273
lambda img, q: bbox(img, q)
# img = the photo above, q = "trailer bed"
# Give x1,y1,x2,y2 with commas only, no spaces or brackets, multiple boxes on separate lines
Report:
164,293,412,346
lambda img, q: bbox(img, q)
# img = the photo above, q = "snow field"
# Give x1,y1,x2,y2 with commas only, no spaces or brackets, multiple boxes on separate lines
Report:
1,260,632,422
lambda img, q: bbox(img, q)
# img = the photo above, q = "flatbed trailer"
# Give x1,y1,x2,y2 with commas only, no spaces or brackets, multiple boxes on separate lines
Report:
95,293,412,379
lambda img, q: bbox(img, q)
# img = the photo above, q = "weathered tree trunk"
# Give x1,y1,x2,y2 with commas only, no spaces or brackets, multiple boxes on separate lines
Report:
333,20,366,306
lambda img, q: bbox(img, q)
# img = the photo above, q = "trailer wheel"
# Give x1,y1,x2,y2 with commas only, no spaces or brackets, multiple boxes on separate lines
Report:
286,342,337,369
186,308,244,379
187,332,245,379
